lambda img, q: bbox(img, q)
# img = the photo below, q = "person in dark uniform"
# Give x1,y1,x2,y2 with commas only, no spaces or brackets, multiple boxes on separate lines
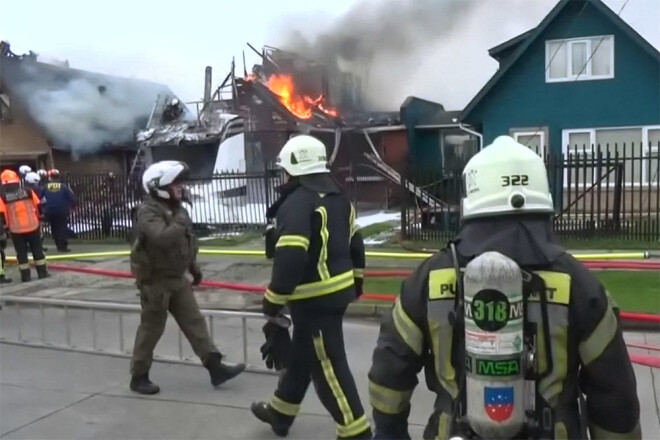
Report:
251,135,371,439
128,160,245,395
367,136,641,440
0,203,11,284
42,169,76,252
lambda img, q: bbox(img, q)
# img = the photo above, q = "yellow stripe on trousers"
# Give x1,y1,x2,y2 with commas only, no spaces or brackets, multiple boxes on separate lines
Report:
312,332,354,426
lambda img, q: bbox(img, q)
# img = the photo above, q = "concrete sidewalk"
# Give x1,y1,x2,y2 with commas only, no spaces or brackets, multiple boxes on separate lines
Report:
1,316,659,439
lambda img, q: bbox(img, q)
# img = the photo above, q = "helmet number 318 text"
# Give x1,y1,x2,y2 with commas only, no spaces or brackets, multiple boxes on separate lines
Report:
501,175,529,187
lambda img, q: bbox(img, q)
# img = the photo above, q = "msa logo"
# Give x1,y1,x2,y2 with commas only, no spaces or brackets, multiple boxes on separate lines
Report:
501,175,529,187
477,359,521,377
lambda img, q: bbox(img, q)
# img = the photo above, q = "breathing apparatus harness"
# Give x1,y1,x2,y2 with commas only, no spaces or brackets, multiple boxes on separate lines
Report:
446,242,556,440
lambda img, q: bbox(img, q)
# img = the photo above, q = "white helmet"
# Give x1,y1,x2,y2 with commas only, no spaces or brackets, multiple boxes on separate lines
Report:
276,135,329,177
37,169,48,178
19,165,32,176
141,160,189,199
25,171,41,185
461,135,554,220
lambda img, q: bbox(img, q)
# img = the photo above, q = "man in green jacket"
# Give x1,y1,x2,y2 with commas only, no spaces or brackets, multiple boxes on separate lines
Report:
129,160,245,394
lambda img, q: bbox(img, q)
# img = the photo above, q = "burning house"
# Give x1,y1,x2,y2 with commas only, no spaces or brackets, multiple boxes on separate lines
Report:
136,44,480,212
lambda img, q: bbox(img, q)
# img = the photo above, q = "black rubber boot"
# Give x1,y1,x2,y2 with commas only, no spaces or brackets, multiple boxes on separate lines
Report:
36,265,50,279
130,374,160,395
20,269,31,283
0,274,11,284
204,352,245,387
250,401,290,437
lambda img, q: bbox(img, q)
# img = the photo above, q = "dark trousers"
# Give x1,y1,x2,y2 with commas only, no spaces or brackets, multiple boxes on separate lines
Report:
269,305,371,439
48,213,69,250
130,276,219,376
12,230,46,270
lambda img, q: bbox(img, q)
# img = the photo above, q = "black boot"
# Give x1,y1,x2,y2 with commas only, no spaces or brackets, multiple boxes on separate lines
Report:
204,352,245,387
250,401,290,437
0,274,11,284
36,265,50,279
130,373,160,395
20,269,31,283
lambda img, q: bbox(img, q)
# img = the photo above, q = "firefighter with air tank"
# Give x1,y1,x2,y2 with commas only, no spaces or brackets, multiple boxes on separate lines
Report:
251,134,372,439
367,136,641,439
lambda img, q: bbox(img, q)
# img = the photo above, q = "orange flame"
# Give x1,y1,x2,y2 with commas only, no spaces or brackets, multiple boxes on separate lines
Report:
247,73,338,119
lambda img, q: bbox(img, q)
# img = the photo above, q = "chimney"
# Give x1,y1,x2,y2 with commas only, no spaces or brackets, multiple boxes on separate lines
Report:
203,66,212,105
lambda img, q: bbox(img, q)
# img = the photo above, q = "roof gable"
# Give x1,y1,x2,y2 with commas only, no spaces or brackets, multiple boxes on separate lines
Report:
461,0,660,122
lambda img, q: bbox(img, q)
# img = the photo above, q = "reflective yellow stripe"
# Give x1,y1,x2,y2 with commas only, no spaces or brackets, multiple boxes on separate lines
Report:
270,395,300,417
275,234,309,250
349,204,358,237
353,268,364,278
428,319,458,398
34,259,46,266
436,412,450,440
313,332,354,426
316,206,330,280
18,263,30,270
337,415,370,438
428,269,456,300
555,422,568,440
289,270,354,301
368,380,413,414
589,422,642,439
392,297,423,356
579,307,618,366
265,289,289,305
530,271,571,305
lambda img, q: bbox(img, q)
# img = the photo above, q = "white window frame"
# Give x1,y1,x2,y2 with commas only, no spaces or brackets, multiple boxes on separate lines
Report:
561,125,659,188
545,35,615,83
511,128,546,157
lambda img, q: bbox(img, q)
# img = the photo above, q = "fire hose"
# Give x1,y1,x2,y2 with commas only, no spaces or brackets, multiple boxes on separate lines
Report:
5,249,657,262
2,262,658,368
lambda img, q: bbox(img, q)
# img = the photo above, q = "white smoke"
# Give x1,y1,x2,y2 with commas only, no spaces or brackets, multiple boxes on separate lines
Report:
8,60,181,158
273,0,557,111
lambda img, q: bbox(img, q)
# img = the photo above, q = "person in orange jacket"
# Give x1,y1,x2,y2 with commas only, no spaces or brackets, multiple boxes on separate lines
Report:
0,169,49,282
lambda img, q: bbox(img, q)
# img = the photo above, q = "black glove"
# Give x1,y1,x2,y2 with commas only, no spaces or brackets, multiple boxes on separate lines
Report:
190,263,203,286
260,315,292,371
354,277,364,300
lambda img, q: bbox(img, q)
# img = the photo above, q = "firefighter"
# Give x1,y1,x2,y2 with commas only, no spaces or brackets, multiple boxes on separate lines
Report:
367,136,641,440
129,160,245,394
0,169,49,282
251,135,371,439
0,205,11,284
42,169,76,252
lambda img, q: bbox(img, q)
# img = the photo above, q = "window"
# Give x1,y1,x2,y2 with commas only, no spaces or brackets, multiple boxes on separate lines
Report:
441,131,478,176
510,127,547,157
546,35,614,82
562,126,659,186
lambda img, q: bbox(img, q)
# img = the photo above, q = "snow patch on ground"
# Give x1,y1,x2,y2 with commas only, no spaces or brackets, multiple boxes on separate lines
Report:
355,211,400,228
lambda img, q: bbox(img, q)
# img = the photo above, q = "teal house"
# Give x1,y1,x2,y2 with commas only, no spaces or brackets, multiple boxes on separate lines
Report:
461,0,660,161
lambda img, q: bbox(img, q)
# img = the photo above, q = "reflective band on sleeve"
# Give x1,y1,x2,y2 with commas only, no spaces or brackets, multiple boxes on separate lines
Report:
316,207,331,280
579,307,618,366
275,234,310,250
337,415,370,439
349,204,358,237
290,270,354,301
589,422,642,439
265,289,289,305
270,395,300,417
353,268,364,278
313,332,355,426
368,380,413,415
392,297,423,356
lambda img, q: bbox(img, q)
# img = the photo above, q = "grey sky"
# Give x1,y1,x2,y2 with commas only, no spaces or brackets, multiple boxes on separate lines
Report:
2,0,659,111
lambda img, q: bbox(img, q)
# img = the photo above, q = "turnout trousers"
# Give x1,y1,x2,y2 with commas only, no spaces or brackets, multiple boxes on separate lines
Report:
130,275,220,376
48,212,69,251
11,230,47,280
269,304,371,439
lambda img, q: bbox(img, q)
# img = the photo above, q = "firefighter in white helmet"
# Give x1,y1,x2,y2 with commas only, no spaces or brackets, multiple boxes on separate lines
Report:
251,135,371,439
367,136,640,439
128,160,245,394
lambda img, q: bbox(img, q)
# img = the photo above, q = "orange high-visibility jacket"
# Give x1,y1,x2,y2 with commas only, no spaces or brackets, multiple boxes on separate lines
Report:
0,188,41,234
